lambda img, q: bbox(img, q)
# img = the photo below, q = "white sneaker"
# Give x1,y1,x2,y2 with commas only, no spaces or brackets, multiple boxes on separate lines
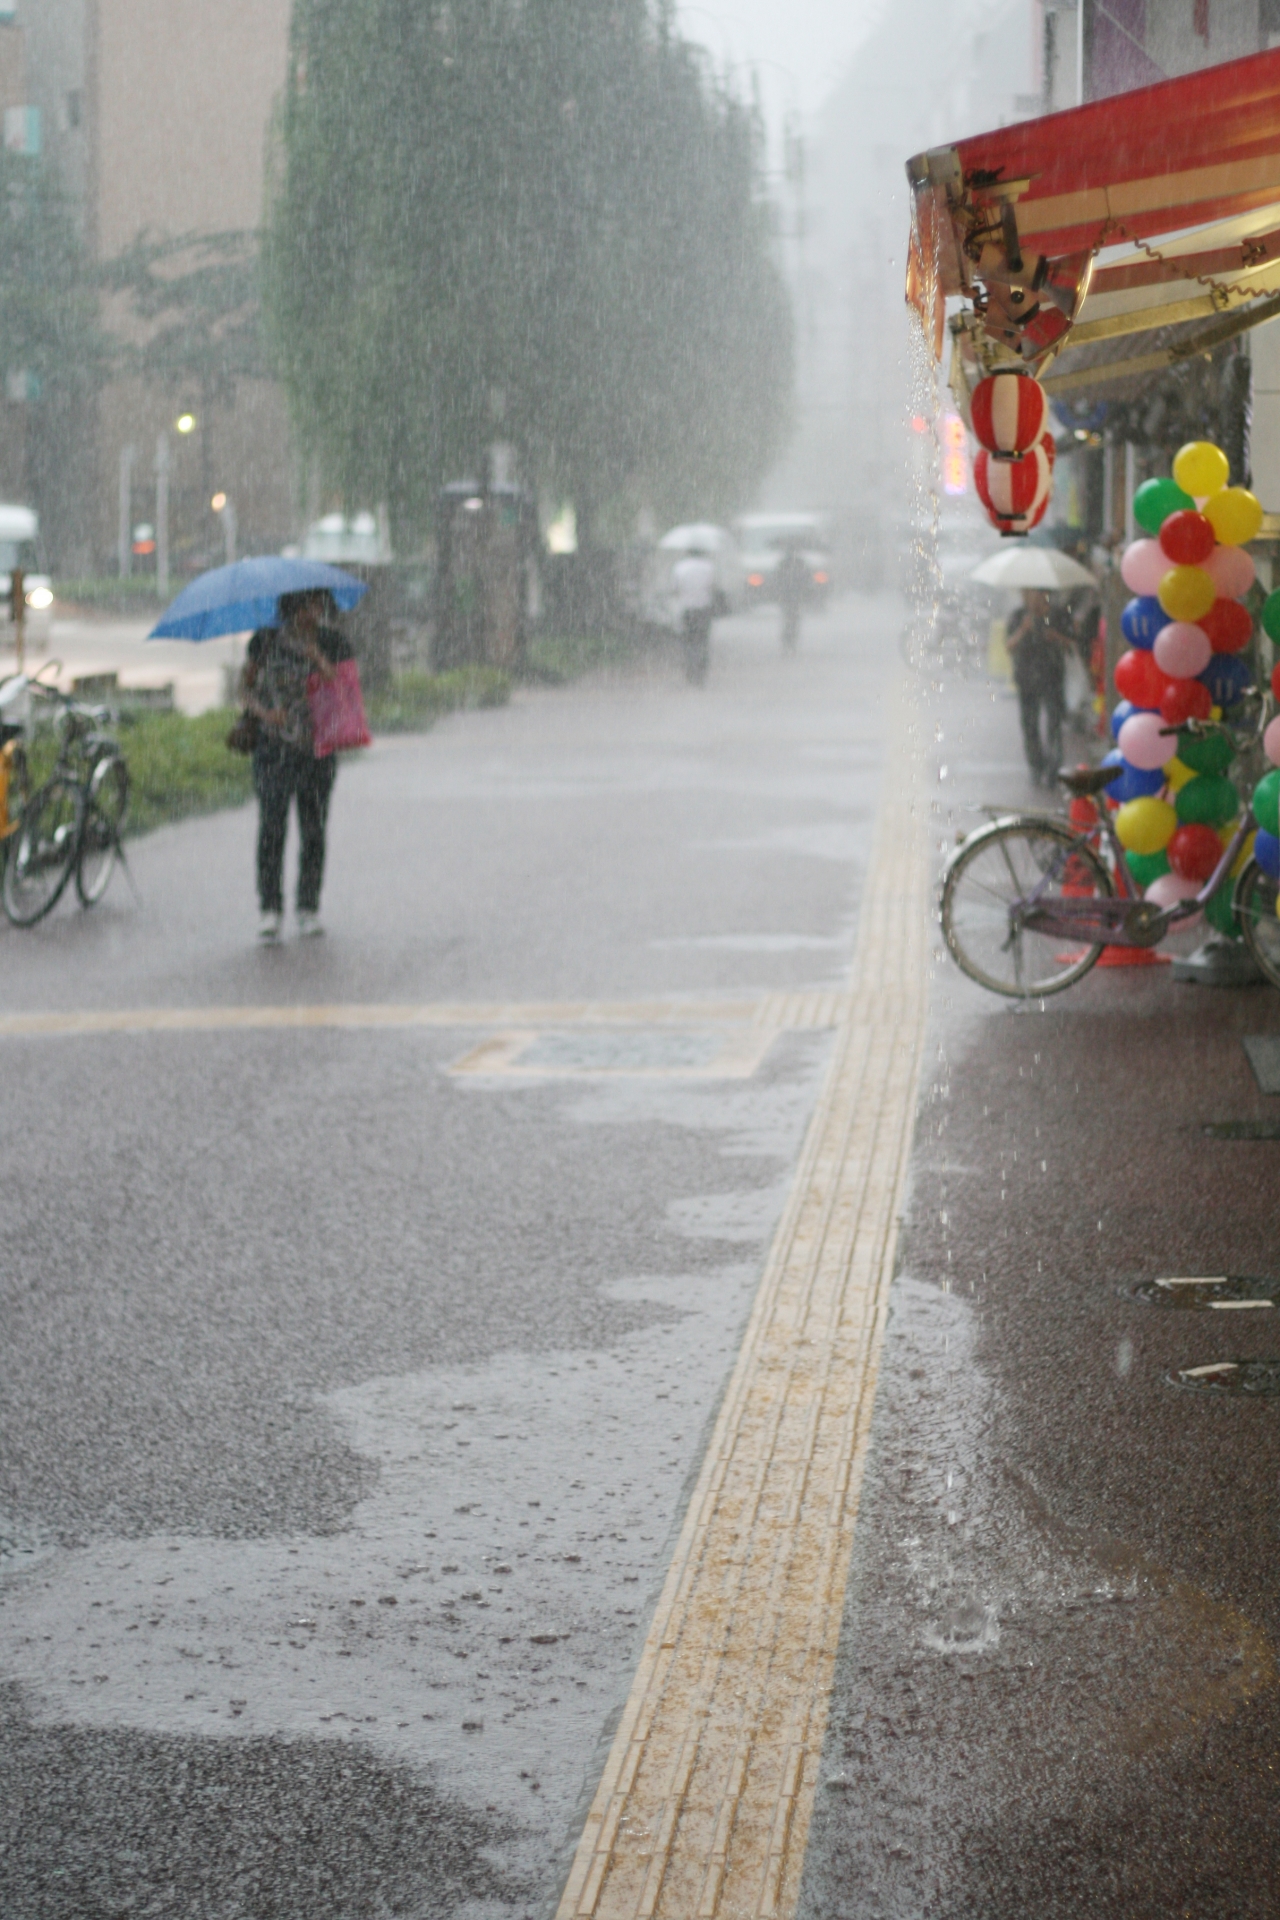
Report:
296,911,324,938
257,910,282,943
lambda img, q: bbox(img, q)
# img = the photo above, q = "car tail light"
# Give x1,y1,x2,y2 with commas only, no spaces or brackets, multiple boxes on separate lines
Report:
747,572,764,587
813,571,829,585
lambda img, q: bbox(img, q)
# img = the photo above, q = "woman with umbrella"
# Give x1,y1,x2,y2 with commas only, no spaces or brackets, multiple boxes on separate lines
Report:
150,557,367,943
239,589,352,941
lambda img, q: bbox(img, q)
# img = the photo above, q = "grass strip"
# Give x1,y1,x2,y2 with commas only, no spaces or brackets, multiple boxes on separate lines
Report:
40,667,514,837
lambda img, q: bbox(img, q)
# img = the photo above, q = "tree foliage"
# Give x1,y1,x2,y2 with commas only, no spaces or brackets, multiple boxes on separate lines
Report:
102,230,267,412
0,151,109,556
264,0,793,542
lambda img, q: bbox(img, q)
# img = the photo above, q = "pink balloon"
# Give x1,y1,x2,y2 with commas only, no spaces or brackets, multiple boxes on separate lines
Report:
1204,543,1255,598
1118,710,1178,770
1153,621,1212,678
1121,538,1169,596
1145,872,1204,927
1265,715,1280,767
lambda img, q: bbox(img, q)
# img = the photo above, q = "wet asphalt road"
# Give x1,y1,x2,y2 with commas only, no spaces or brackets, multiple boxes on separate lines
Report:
0,602,890,1919
799,666,1280,1918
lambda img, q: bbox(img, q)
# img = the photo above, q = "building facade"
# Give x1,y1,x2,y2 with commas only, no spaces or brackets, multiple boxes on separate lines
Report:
19,0,295,572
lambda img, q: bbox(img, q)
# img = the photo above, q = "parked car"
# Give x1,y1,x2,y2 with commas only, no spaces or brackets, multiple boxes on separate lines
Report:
0,504,54,645
734,512,832,607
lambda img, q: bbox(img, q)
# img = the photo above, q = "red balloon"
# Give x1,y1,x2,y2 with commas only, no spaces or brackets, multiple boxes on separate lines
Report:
1168,823,1225,883
1159,677,1213,725
1158,509,1216,567
1115,648,1172,709
1200,596,1253,654
1272,662,1280,701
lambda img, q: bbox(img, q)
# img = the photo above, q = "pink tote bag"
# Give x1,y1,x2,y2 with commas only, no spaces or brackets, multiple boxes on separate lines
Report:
308,658,372,758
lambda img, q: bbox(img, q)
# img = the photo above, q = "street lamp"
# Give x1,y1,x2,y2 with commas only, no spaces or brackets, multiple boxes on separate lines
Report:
175,412,196,435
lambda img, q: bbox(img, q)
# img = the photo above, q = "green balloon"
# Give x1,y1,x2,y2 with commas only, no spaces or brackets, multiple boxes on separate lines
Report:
1205,882,1242,939
1177,729,1235,775
1176,774,1240,828
1133,475,1195,535
1254,768,1280,837
1125,849,1170,888
1263,590,1280,646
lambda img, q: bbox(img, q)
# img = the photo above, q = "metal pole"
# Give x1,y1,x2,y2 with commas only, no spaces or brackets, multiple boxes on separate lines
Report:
224,500,237,566
1123,442,1136,545
11,568,25,674
155,432,170,598
117,443,135,578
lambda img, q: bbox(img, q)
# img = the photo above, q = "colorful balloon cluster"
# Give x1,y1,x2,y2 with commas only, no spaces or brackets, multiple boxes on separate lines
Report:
1248,594,1280,904
969,371,1052,536
1107,440,1263,935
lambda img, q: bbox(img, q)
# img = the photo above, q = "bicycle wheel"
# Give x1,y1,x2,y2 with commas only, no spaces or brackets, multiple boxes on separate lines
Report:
76,752,129,906
941,816,1114,998
2,777,82,926
1233,860,1280,988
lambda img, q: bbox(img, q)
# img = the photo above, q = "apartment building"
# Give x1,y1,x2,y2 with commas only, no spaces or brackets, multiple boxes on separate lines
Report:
20,0,294,570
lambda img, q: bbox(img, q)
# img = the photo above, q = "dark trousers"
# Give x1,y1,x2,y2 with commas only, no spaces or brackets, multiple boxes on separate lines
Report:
253,742,336,914
1017,674,1065,780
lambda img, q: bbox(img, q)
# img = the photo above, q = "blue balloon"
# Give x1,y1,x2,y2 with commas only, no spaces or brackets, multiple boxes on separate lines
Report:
1110,699,1138,740
1102,747,1164,802
1254,829,1280,879
1199,653,1253,709
1122,596,1164,650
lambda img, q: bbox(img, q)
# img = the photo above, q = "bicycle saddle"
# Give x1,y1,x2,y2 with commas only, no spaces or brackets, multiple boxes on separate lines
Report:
1057,764,1122,797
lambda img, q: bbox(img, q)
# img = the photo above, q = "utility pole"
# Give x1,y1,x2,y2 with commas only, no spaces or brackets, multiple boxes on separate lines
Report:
117,444,135,578
10,568,25,673
223,500,237,566
155,432,170,599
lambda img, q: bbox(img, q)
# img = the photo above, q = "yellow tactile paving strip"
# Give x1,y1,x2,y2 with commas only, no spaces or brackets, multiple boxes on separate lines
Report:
555,684,929,1920
0,992,853,1042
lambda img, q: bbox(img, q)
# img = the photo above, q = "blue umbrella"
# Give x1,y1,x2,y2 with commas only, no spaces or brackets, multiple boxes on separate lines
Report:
149,557,367,641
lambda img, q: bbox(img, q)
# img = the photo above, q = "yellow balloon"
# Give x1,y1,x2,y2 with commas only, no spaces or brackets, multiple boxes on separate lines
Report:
1172,440,1230,498
1204,486,1263,546
1163,756,1194,792
1116,796,1177,855
1157,564,1216,623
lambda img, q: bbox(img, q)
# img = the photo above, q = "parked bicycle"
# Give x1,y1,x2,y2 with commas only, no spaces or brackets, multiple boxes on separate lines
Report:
0,667,130,927
940,708,1280,998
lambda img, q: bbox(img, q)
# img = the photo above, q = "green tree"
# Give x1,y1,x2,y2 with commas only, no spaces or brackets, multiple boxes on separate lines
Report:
264,0,792,544
0,150,109,561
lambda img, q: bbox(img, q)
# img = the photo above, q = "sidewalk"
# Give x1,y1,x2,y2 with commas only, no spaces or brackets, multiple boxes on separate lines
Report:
0,614,246,715
794,657,1280,1917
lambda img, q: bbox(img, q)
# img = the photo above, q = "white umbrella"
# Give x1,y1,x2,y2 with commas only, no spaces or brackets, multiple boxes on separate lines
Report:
658,522,730,551
969,547,1097,590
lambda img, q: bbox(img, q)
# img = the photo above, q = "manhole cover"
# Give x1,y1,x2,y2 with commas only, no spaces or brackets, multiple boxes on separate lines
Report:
450,1026,775,1079
1131,1276,1280,1310
1168,1359,1280,1396
1203,1121,1280,1140
518,1030,725,1071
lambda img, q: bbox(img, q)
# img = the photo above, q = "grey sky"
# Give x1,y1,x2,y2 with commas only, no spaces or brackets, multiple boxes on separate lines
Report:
675,0,884,128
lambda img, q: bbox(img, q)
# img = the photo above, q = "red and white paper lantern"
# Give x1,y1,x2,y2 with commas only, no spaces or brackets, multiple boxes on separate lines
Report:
970,372,1049,459
974,440,1053,534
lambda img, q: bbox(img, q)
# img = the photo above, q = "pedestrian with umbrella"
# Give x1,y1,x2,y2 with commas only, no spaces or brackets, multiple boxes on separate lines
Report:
969,546,1096,789
150,557,368,941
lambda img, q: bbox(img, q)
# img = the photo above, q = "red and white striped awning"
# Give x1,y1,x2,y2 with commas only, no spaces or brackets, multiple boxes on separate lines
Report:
907,47,1280,402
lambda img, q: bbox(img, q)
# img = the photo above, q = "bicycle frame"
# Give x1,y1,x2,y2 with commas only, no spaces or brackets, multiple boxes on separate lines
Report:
1012,801,1257,950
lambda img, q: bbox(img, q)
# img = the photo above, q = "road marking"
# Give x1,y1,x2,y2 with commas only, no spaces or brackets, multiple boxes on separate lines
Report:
555,682,929,1920
0,991,853,1043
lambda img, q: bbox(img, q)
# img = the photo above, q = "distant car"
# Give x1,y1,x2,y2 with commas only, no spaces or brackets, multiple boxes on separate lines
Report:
0,504,54,644
735,512,832,607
